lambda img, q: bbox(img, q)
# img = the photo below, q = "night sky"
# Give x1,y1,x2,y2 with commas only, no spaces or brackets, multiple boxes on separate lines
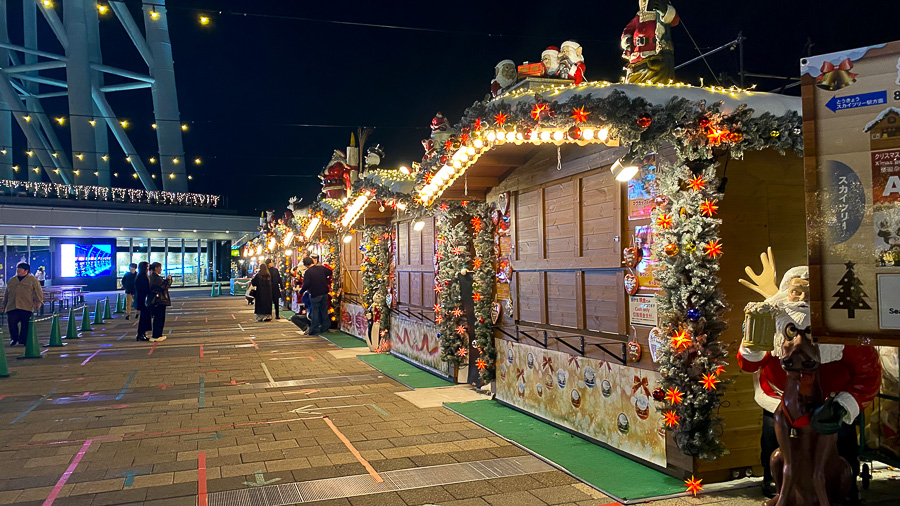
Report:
12,0,900,214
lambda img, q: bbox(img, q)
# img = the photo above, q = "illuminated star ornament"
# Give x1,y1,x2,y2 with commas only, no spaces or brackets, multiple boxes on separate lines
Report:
435,251,444,261
663,410,680,427
672,330,692,350
685,476,703,496
452,308,464,317
460,133,469,144
571,106,590,123
701,372,719,390
457,348,467,357
474,118,483,131
440,203,450,211
687,176,706,191
456,325,467,335
433,303,441,314
452,246,464,255
665,387,683,405
444,140,454,150
437,236,447,244
435,315,443,324
473,293,482,302
433,284,443,293
656,213,673,229
494,111,508,126
476,358,487,370
471,216,482,231
704,239,723,259
699,199,718,217
714,365,726,376
530,103,548,121
472,258,483,269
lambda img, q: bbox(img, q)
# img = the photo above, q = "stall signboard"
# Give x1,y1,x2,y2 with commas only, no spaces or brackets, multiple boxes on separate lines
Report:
629,294,658,326
802,40,900,342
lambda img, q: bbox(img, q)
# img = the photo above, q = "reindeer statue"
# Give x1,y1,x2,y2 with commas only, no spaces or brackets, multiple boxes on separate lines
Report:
765,320,852,506
737,249,881,505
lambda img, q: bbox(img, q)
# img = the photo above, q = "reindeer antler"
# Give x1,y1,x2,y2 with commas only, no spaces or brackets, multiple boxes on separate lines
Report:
739,247,779,299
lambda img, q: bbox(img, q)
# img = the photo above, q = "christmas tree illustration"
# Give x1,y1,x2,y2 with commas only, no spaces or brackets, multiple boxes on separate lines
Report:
831,261,871,318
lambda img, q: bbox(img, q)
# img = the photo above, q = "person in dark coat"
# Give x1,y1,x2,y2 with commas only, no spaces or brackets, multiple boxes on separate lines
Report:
266,258,283,319
134,261,151,341
121,263,137,320
148,262,172,342
251,263,273,322
300,256,333,335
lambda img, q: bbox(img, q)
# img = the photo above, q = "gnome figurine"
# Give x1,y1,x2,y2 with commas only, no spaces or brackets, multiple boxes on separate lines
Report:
491,59,517,97
430,112,453,145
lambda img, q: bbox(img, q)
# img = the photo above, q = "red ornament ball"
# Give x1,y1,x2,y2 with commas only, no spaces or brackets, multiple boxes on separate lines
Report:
728,131,744,142
478,318,484,323
652,387,666,402
567,125,582,140
664,243,679,256
698,116,710,128
440,156,448,164
637,113,653,128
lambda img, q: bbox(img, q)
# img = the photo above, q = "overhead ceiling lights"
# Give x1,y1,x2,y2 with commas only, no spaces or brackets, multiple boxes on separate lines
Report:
304,216,321,238
340,193,372,228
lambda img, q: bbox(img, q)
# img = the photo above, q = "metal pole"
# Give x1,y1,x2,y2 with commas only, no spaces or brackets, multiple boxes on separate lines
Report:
0,2,12,181
674,35,744,70
86,0,110,187
143,1,186,191
738,31,744,89
91,85,157,190
63,0,97,185
108,1,154,67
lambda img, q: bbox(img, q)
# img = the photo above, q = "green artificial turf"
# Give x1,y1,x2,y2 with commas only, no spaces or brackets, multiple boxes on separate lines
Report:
317,330,368,348
445,399,686,501
358,353,454,389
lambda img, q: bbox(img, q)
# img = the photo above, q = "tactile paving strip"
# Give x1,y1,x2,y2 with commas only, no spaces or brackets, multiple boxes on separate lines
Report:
205,455,552,505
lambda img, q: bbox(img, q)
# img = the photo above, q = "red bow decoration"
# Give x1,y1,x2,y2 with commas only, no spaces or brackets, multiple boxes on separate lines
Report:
567,355,580,371
632,375,650,396
819,58,855,74
597,360,612,372
541,357,554,372
816,58,858,88
516,368,525,382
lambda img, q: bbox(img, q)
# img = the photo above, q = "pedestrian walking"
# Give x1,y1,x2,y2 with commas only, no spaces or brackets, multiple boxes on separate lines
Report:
266,258,283,320
4,262,43,346
35,266,46,287
148,262,172,342
299,256,332,335
134,261,151,341
122,263,137,320
251,262,273,322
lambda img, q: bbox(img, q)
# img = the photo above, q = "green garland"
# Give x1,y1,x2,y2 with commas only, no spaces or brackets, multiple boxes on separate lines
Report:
652,159,730,460
471,204,497,382
360,226,392,339
435,203,472,363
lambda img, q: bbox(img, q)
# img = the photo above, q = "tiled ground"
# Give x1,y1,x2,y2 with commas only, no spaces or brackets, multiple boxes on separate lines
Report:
0,290,895,506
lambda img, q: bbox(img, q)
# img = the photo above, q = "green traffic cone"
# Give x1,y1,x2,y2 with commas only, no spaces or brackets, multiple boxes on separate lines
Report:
115,293,125,313
45,313,64,347
210,284,217,297
0,326,12,377
18,316,42,359
218,282,223,295
103,297,112,319
80,305,93,332
92,300,103,325
65,307,79,339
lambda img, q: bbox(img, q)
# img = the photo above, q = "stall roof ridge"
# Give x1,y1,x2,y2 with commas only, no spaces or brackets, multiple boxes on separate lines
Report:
493,80,801,117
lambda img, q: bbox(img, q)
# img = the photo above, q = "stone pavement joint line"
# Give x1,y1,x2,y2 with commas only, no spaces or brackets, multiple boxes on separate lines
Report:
205,456,553,505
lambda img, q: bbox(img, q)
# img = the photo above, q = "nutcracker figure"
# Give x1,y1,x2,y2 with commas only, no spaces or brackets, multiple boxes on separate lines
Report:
621,0,679,84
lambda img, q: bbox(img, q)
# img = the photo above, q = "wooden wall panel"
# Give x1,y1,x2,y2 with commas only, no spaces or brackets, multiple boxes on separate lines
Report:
546,271,577,328
422,219,434,268
581,172,618,266
517,271,542,323
398,222,409,266
397,271,410,305
583,270,620,334
341,231,365,297
544,181,575,259
516,189,541,261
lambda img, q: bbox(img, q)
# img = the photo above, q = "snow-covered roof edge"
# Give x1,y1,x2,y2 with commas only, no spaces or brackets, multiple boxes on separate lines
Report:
864,107,900,132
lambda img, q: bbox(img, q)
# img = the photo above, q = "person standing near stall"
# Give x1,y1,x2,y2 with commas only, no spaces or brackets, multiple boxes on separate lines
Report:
147,262,172,342
266,258,283,320
134,261,151,342
4,262,43,346
122,263,137,320
251,262,273,322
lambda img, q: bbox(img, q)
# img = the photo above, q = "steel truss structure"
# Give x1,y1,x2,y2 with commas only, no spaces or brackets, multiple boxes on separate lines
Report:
0,0,187,191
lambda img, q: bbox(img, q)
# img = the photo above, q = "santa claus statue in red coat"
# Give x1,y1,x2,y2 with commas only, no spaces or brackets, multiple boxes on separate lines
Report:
737,252,881,500
491,60,517,98
320,150,351,200
621,0,679,84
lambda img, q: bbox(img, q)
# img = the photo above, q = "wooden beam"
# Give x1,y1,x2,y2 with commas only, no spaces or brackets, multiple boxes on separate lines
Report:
538,187,546,260
576,271,586,329
574,176,582,258
439,190,486,200
539,271,548,325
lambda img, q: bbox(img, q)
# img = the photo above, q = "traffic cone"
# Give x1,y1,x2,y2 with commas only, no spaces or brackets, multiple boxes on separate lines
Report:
65,307,79,339
218,282,223,295
115,294,125,314
80,305,93,332
92,300,103,325
210,284,217,297
18,316,42,359
45,313,64,347
0,326,12,377
103,298,112,319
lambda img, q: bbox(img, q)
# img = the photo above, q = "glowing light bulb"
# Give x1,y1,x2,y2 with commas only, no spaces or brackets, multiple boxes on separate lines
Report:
199,15,210,25
101,155,109,161
399,165,410,174
89,120,96,127
505,132,516,142
486,131,496,142
76,153,84,160
23,115,31,122
125,156,131,162
598,127,610,141
582,128,595,140
149,157,156,164
120,120,129,128
169,173,175,179
26,150,34,157
540,130,551,141
553,130,565,141
452,160,461,169
194,158,201,165
42,0,52,8
181,124,189,131
172,157,179,164
515,132,524,141
55,117,65,125
132,173,138,179
97,4,109,15
150,10,159,20
473,138,484,149
466,146,475,156
151,123,157,129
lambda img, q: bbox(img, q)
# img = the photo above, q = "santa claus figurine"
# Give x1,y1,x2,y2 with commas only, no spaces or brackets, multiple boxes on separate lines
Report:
365,144,385,172
541,46,561,78
738,259,881,500
491,59,517,98
320,150,350,200
558,41,586,85
430,112,453,145
621,0,679,84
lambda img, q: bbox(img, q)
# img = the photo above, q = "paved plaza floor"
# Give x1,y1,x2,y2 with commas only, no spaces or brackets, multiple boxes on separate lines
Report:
1,290,897,506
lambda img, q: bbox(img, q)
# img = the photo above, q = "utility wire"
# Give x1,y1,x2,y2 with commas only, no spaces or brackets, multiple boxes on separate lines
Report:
677,17,723,87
